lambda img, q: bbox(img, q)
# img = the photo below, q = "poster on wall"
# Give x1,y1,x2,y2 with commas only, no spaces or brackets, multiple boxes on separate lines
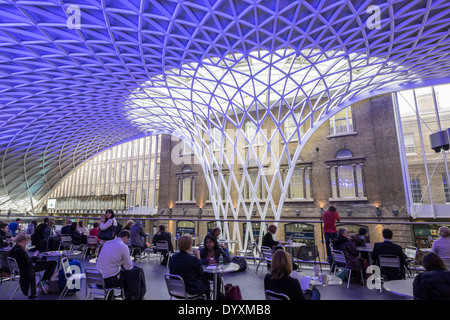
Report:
47,198,56,209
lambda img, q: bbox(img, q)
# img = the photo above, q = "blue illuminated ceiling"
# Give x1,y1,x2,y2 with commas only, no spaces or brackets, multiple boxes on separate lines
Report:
1,0,450,210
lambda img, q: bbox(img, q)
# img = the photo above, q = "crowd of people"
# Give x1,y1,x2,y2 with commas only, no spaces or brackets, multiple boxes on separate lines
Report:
1,205,450,300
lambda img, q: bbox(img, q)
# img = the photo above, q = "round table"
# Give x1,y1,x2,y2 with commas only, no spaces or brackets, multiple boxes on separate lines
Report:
203,262,240,300
382,278,414,299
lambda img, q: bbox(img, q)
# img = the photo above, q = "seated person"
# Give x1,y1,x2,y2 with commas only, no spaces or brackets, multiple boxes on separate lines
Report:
413,252,450,300
332,228,364,282
9,233,57,298
169,234,210,299
130,220,148,258
208,227,231,257
96,229,134,299
69,222,87,246
262,225,284,251
264,250,318,300
372,228,406,280
0,223,12,248
199,235,231,292
152,225,174,266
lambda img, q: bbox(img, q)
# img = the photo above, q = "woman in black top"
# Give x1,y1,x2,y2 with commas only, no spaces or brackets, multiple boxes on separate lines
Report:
413,252,450,300
264,250,314,300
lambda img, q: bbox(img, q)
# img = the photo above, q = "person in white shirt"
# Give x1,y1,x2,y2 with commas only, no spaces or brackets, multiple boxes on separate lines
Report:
96,229,134,293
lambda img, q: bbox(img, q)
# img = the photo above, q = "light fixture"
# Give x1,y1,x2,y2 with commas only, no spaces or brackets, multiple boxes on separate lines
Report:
169,208,173,215
295,209,300,216
375,206,381,216
182,208,187,215
198,208,202,216
252,209,257,216
392,209,399,216
159,209,164,215
346,210,352,216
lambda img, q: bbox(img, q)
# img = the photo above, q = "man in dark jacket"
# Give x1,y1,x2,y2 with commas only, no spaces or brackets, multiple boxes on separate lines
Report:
152,225,174,266
372,228,406,280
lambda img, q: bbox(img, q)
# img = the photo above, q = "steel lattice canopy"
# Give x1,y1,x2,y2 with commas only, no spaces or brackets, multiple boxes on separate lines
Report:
1,0,450,211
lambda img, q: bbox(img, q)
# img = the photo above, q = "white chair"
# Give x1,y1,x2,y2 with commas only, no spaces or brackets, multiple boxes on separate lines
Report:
164,273,206,300
236,241,258,264
58,257,86,300
404,246,418,276
154,241,172,266
84,236,99,259
256,246,273,278
265,289,290,300
1,257,44,299
58,234,72,250
85,268,122,300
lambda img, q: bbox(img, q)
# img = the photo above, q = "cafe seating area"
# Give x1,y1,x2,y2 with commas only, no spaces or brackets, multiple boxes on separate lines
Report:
0,245,417,301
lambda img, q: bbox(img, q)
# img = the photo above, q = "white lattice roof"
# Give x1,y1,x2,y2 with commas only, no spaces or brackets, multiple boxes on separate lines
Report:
1,0,450,210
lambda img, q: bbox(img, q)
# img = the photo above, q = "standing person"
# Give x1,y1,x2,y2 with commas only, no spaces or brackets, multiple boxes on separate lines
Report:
8,218,22,237
152,225,174,266
322,206,341,264
95,229,134,299
98,209,118,244
130,220,148,258
413,252,450,300
169,235,210,299
431,226,450,259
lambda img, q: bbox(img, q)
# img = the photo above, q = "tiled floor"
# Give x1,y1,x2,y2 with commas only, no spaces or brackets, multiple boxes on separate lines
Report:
0,253,412,301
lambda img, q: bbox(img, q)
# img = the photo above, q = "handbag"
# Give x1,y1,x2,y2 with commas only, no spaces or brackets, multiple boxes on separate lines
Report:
225,283,242,300
98,225,116,240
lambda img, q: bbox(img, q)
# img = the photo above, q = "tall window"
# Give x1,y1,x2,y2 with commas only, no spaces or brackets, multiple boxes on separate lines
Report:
410,175,422,204
284,112,303,141
284,168,311,199
404,134,416,154
329,150,365,199
443,174,450,203
329,106,353,135
178,166,195,202
245,121,263,145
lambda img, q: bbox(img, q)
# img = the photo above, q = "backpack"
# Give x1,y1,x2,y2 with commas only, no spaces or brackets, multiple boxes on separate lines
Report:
231,257,248,272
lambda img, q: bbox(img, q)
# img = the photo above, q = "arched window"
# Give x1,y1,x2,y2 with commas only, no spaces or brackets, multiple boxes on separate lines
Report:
328,149,365,200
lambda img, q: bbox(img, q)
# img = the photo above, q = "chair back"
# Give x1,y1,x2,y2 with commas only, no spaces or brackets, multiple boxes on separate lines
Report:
378,254,401,270
61,256,72,280
405,246,417,260
87,236,98,246
298,245,319,261
60,235,72,243
441,256,450,270
246,241,256,252
164,273,188,299
260,246,272,258
85,268,106,290
7,257,20,276
156,241,169,251
331,250,347,267
265,290,290,300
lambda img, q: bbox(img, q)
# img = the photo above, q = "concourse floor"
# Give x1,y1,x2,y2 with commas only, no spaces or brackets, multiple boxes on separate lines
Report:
0,252,412,301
